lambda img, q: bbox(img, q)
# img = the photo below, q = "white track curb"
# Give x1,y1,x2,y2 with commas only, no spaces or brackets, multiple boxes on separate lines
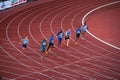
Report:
82,1,120,50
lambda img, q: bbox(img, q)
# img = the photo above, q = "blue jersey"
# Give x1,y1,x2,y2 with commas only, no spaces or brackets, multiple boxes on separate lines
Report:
66,31,71,36
58,32,63,39
23,38,29,44
76,28,81,34
42,41,47,46
81,25,88,32
41,40,47,51
50,36,54,44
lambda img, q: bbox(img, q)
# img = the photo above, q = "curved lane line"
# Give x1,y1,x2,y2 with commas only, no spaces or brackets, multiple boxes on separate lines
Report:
16,2,68,80
70,1,120,61
51,0,119,79
17,1,78,80
0,1,52,79
82,1,120,50
5,3,57,80
14,1,82,79
61,0,120,79
60,0,120,76
39,1,87,80
49,1,97,80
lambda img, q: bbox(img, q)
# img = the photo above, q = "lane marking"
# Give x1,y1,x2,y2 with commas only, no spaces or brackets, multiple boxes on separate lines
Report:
82,1,120,50
49,1,117,79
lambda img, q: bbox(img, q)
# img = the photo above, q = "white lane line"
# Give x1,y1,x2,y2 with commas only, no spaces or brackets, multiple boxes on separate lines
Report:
82,1,120,50
87,31,120,50
0,47,44,80
33,2,118,80
1,0,118,79
39,1,86,80
0,58,47,70
17,1,77,80
14,52,119,80
49,1,116,79
0,64,32,73
0,0,74,79
5,4,56,80
49,1,97,80
84,39,120,56
58,0,119,79
12,1,68,80
70,1,120,58
11,55,103,79
59,0,120,75
38,1,97,79
0,70,37,80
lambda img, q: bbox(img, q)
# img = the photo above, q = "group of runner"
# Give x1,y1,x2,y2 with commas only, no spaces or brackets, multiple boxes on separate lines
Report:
21,24,88,56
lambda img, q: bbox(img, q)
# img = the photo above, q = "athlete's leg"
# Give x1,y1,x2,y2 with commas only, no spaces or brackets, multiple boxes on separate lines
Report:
67,39,69,46
58,38,62,47
46,44,50,54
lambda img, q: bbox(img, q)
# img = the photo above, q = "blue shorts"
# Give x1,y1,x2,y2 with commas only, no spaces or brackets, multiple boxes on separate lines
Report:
22,43,27,48
41,46,46,51
49,43,54,46
58,38,62,43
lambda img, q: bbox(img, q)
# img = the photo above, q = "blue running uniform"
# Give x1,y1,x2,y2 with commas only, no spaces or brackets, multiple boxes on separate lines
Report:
23,38,29,44
76,28,81,34
81,25,88,32
65,31,71,40
58,32,64,42
50,36,54,44
66,31,71,36
58,32,63,39
22,38,29,48
41,40,47,51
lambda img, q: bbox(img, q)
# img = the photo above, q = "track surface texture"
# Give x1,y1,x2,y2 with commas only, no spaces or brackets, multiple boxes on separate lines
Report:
0,0,120,80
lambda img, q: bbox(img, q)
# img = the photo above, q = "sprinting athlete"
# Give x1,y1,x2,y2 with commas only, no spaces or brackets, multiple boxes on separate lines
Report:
65,29,71,46
41,39,47,53
57,30,64,47
22,36,29,49
75,27,81,44
40,39,47,58
46,35,54,54
81,24,88,39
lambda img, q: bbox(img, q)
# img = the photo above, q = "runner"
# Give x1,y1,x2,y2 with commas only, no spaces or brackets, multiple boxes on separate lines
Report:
46,35,54,54
22,36,29,49
75,27,81,44
65,29,71,46
81,24,88,39
40,39,47,59
57,30,64,47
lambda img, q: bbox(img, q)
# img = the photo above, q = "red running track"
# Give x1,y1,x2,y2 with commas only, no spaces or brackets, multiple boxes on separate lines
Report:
0,0,120,80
